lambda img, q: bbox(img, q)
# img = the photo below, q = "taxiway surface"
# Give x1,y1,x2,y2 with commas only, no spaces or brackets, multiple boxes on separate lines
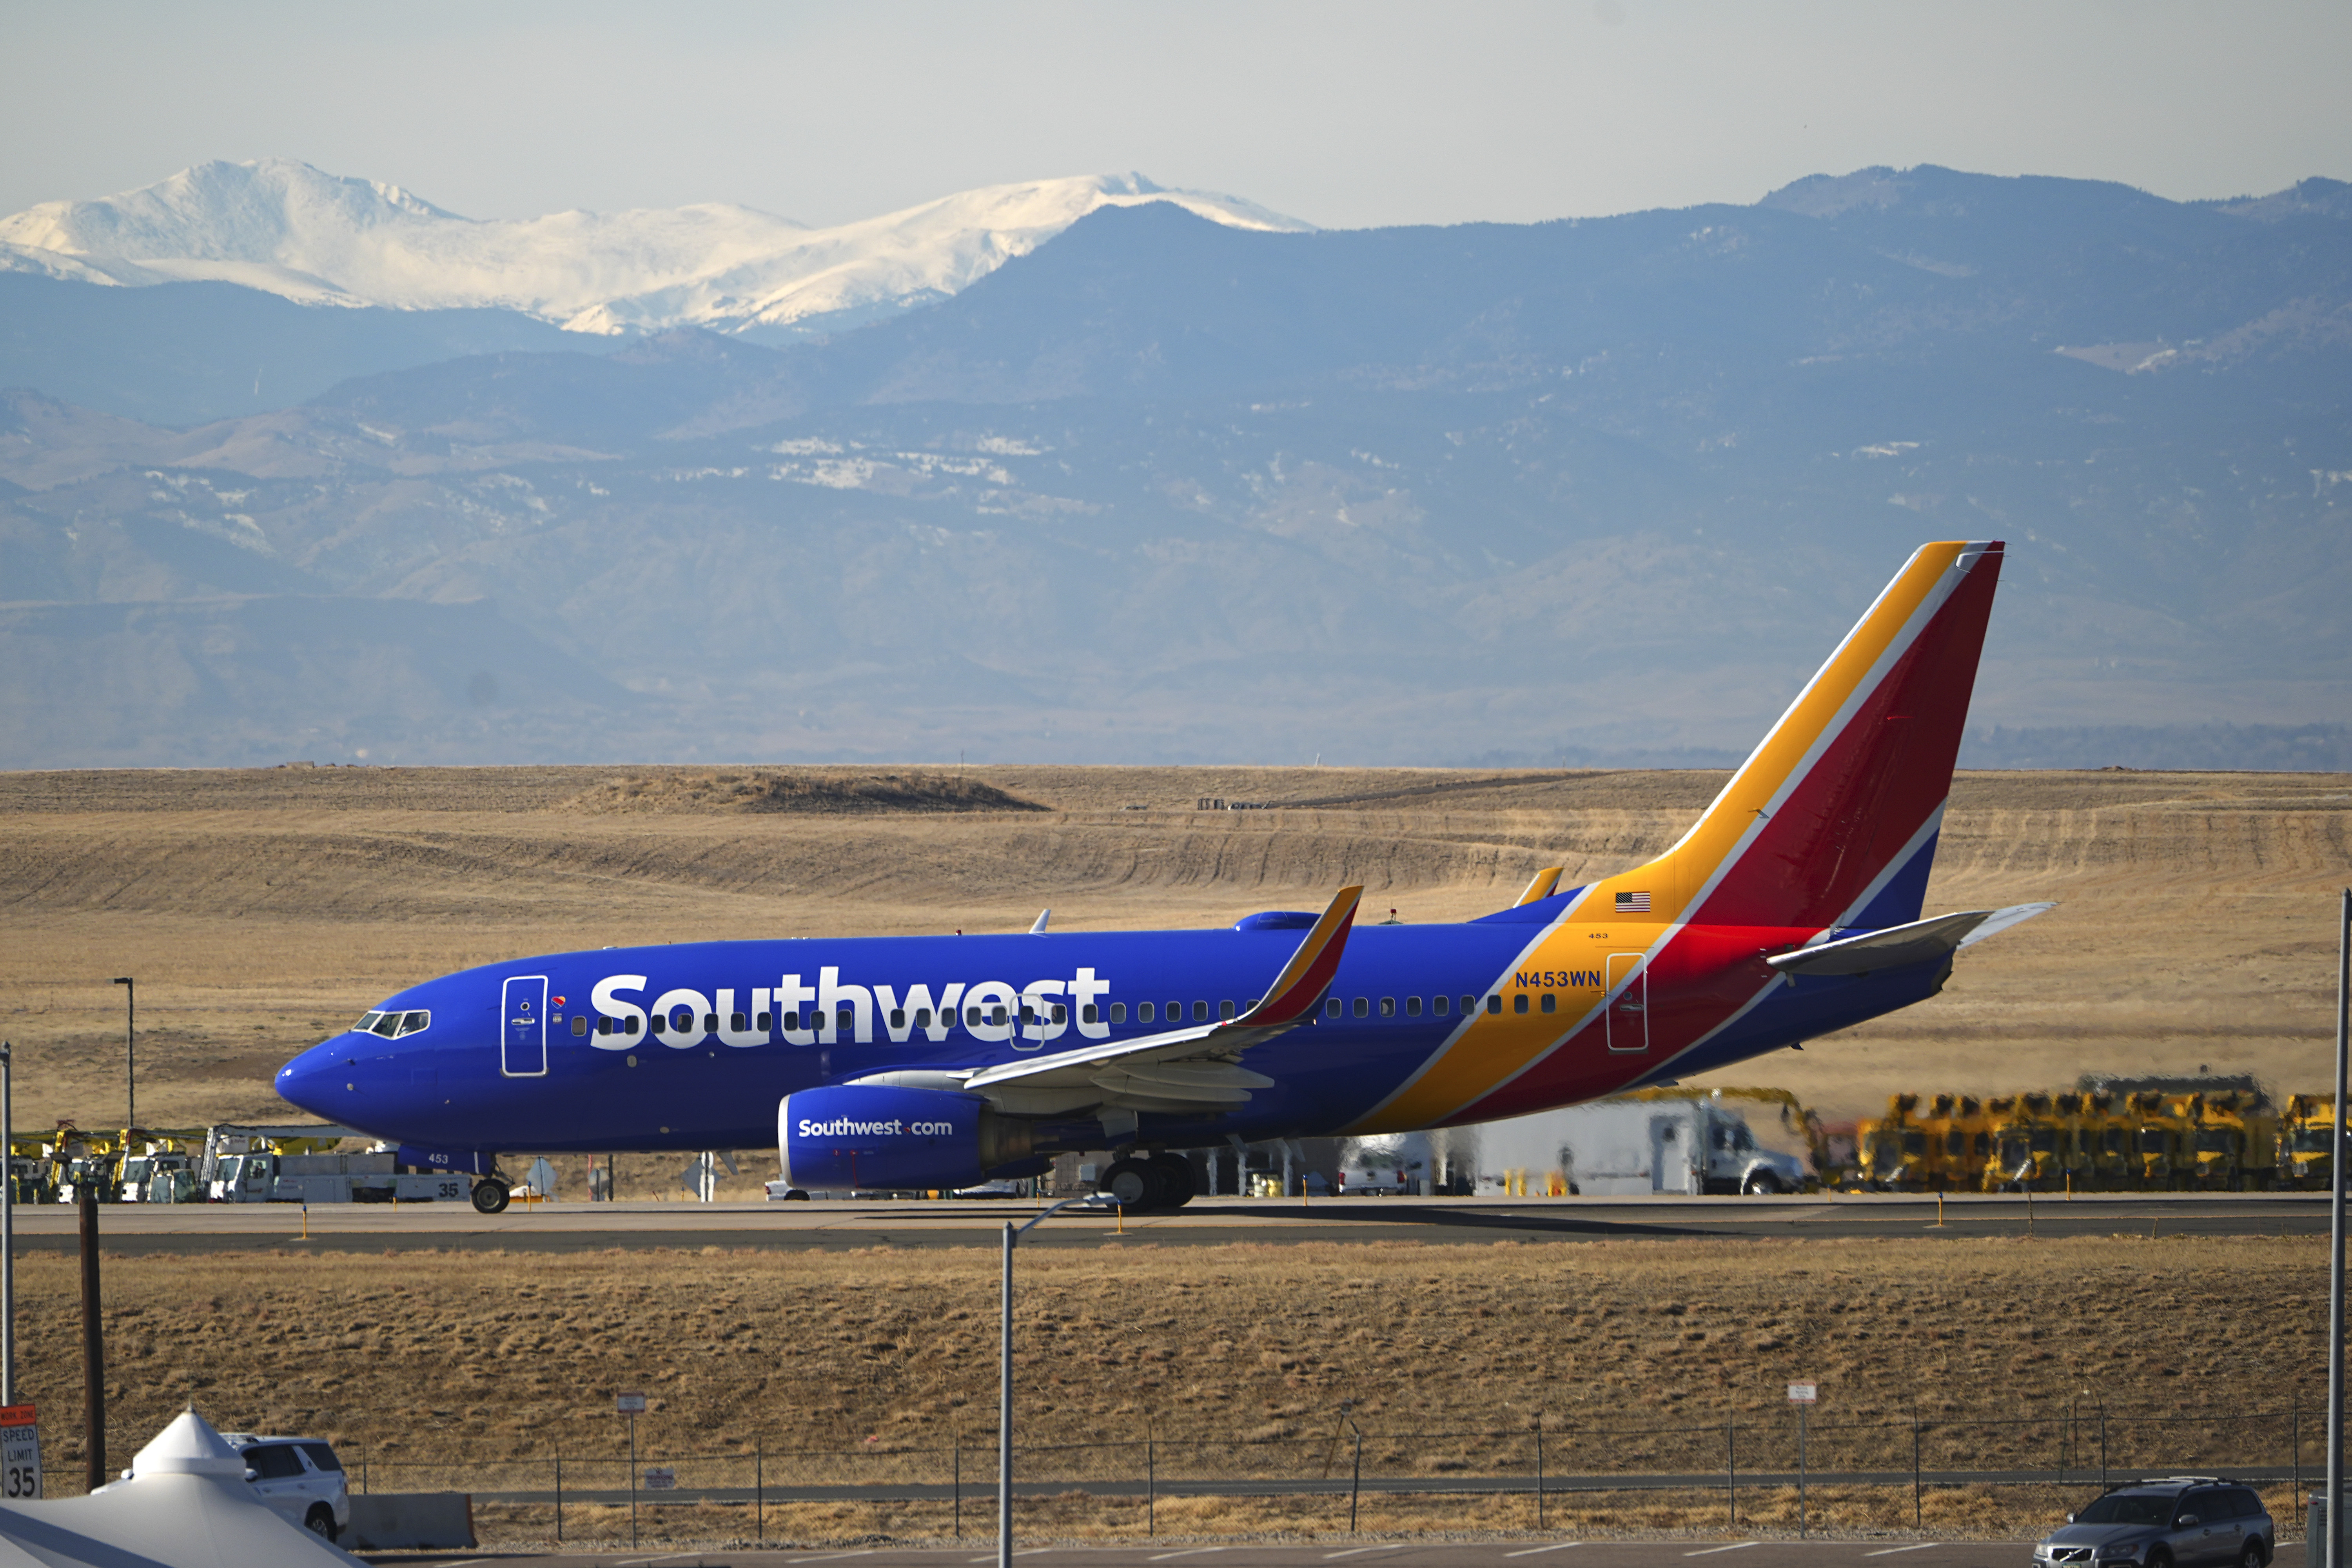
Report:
13,1191,2328,1255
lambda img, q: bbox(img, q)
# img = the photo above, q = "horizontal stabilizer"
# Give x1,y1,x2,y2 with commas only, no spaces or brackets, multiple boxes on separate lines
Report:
1956,901,2057,949
1767,902,2052,976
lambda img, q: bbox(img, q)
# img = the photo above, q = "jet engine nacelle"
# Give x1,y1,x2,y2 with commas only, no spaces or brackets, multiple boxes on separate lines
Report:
781,1085,1034,1192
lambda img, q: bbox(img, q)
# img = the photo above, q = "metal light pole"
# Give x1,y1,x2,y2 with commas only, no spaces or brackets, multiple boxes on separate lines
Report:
2,1040,13,1406
79,1187,102,1494
2330,887,2350,1568
1000,1196,1089,1568
109,979,133,1131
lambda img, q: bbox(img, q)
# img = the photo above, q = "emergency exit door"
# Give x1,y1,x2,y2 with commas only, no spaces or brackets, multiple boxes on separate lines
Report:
501,975,548,1077
1605,953,1647,1052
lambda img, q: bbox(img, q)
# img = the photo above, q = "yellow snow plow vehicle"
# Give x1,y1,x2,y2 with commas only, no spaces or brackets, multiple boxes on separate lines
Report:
2181,1091,2280,1191
2283,1094,2338,1189
1857,1094,1931,1190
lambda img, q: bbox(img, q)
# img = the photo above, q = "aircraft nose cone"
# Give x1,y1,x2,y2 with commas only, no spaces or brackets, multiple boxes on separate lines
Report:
276,1040,353,1121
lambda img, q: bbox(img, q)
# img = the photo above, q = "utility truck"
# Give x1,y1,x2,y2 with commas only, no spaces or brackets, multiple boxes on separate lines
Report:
1436,1089,1812,1196
117,1149,198,1203
201,1123,439,1203
209,1147,468,1203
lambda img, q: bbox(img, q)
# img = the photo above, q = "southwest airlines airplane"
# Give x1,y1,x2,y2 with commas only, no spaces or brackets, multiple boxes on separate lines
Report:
279,539,2046,1213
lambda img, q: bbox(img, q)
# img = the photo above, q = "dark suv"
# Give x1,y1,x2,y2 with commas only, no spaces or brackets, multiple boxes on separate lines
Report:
2033,1476,2273,1567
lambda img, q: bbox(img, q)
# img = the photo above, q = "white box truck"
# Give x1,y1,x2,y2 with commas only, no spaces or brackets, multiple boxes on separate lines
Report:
1468,1093,1810,1196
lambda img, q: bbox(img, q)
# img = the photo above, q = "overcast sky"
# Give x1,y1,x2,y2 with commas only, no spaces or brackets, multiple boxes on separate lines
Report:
7,0,2346,229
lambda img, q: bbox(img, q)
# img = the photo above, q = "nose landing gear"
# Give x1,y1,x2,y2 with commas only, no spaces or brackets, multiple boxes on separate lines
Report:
470,1173,512,1213
1097,1151,1197,1212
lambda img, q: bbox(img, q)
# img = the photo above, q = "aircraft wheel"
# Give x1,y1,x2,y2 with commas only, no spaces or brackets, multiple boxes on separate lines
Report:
1149,1151,1198,1207
471,1178,511,1214
1100,1158,1157,1209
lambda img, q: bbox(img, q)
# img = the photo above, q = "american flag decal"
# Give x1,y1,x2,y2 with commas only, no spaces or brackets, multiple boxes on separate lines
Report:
1616,891,1652,913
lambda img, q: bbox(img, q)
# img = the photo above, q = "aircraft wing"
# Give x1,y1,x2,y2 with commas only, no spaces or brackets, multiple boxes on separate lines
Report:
956,884,1363,1114
1766,902,2054,977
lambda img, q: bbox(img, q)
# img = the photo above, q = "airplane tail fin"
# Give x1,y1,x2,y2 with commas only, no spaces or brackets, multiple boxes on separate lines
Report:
1602,540,2004,933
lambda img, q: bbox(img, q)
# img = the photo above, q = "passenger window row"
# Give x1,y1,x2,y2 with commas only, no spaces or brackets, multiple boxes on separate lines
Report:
1321,995,1485,1020
570,989,1519,1041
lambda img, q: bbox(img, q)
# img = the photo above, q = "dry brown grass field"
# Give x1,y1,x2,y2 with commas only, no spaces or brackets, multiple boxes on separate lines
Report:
2,765,2345,1539
1,764,2346,1140
11,1236,2332,1539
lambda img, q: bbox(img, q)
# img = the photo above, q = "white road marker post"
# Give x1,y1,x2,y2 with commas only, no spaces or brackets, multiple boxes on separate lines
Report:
618,1390,647,1548
1788,1382,1818,1541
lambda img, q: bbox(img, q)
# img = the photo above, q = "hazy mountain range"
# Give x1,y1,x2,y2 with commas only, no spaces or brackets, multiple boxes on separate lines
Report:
2,161,2347,770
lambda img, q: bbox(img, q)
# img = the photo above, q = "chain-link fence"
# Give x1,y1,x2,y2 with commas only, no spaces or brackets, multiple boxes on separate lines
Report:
343,1408,2327,1546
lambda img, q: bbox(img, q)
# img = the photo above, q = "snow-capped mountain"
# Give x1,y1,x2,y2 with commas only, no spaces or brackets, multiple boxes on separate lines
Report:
0,158,1314,337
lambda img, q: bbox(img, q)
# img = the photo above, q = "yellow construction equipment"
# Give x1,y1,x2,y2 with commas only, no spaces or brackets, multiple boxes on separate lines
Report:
2283,1094,2337,1189
1833,1080,2328,1193
2180,1091,2279,1191
1919,1094,1992,1191
2078,1092,2139,1187
1982,1093,2075,1192
1857,1094,1933,1190
2051,1093,2101,1189
2127,1093,2192,1189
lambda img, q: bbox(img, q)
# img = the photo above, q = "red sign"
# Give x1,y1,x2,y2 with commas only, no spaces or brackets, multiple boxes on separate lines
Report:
0,1406,33,1428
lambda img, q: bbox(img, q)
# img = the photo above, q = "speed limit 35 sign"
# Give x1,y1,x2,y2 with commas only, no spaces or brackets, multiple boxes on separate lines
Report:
0,1404,38,1499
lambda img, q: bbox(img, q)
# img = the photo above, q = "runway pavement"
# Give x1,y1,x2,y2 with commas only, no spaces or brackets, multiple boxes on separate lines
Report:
356,1537,2301,1568
7,1191,2329,1255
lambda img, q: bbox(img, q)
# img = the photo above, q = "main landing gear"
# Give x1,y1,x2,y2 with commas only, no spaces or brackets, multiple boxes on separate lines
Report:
1097,1151,1198,1212
471,1175,512,1214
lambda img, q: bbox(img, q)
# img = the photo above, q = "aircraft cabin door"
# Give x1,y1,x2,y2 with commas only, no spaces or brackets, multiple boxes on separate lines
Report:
501,975,548,1078
1605,953,1648,1053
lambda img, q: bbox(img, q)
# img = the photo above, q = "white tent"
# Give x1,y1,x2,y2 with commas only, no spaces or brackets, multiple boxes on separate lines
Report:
0,1408,364,1567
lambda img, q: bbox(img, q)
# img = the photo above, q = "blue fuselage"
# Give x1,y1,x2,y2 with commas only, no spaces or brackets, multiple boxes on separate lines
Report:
276,899,1945,1157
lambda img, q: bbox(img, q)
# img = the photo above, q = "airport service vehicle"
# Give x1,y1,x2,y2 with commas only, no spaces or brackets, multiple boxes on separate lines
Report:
1920,1094,1993,1190
221,1432,351,1541
1983,1093,2071,1191
209,1149,470,1204
2033,1476,2272,1568
1857,1095,1931,1190
1474,1092,1807,1196
2183,1092,2279,1191
115,1151,197,1203
2281,1094,2335,1188
4,1153,51,1205
1338,1140,1428,1195
54,1154,119,1205
277,541,2051,1212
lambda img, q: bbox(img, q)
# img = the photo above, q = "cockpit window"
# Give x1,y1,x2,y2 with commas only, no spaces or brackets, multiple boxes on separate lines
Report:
365,1013,401,1037
393,1010,431,1037
355,1011,384,1033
